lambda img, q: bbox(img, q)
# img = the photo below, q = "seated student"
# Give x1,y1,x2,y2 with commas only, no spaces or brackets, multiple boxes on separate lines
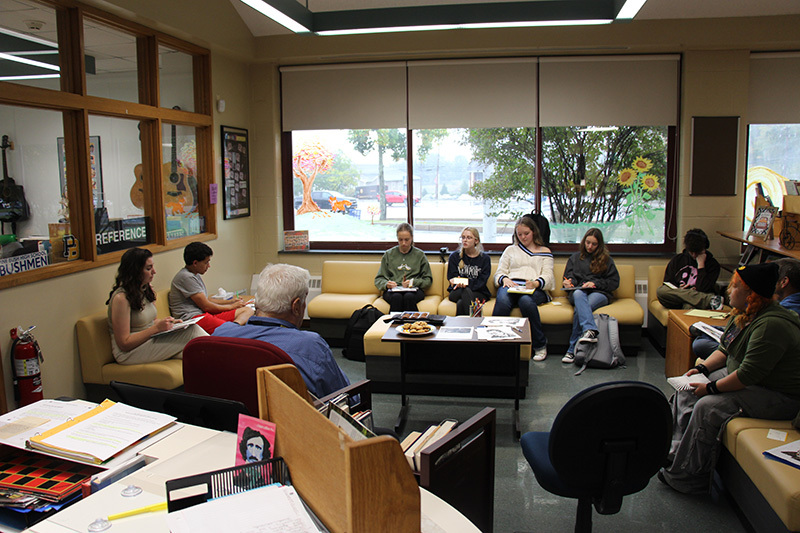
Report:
107,247,207,365
493,216,554,361
169,242,254,334
374,223,433,312
447,227,491,316
656,228,723,310
561,228,620,364
213,263,350,398
659,263,800,494
692,256,800,357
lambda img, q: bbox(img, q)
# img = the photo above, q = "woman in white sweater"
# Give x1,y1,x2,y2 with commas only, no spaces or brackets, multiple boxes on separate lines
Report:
493,216,554,361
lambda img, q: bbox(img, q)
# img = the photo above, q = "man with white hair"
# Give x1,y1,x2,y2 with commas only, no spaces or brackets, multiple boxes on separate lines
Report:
213,263,350,398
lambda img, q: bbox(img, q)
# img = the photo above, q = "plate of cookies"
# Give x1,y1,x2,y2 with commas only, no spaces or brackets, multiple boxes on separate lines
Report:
396,321,436,336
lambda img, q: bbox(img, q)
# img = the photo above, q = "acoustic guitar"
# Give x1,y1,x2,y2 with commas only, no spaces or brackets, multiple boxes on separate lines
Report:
129,107,195,211
0,135,30,231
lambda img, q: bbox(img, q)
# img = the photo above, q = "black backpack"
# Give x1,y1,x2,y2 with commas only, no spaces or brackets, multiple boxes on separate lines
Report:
342,304,383,361
523,212,551,246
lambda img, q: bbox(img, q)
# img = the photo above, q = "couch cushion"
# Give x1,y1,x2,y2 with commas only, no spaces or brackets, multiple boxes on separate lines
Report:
725,417,795,457
732,425,800,531
320,261,382,295
648,264,669,327
309,294,380,320
103,359,184,389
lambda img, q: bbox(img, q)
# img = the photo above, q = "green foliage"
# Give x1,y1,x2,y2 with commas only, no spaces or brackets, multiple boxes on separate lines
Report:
314,150,360,195
464,126,668,228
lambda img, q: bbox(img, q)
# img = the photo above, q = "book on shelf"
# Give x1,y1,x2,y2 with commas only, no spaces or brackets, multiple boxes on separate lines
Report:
327,403,376,442
402,419,458,471
764,439,800,470
667,373,710,391
151,316,203,338
26,399,176,465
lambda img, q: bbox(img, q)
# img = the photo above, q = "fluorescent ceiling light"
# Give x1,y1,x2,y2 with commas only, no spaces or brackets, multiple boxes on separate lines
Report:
239,0,310,33
616,0,647,20
241,0,637,35
0,52,60,71
0,73,59,81
318,19,612,36
0,27,57,48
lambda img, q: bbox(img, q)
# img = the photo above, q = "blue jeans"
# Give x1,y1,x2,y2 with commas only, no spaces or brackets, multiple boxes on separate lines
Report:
567,290,609,353
493,287,548,348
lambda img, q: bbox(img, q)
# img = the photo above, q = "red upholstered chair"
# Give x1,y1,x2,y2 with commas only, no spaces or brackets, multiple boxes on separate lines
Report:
182,336,295,416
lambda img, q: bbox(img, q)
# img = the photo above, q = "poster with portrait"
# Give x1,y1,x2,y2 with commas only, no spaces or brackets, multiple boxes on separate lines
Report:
235,414,276,466
747,205,778,240
221,125,250,219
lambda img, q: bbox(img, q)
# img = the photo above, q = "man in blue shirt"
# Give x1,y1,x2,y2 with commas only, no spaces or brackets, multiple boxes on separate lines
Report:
692,257,800,357
213,263,350,398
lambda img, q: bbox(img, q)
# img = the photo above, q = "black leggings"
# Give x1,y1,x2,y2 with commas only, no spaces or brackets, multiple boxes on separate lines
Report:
383,288,425,312
448,287,485,316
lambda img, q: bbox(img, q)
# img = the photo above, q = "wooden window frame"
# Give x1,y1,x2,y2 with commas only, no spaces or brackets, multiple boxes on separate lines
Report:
0,0,215,289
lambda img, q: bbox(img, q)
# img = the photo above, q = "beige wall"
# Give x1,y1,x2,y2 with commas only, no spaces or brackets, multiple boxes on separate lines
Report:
2,3,798,406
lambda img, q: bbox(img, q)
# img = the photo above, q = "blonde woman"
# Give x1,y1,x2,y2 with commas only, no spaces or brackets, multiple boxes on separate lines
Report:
447,227,491,315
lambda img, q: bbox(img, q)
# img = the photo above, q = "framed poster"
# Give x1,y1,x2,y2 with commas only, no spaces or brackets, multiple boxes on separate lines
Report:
747,205,778,240
58,136,104,209
221,125,251,220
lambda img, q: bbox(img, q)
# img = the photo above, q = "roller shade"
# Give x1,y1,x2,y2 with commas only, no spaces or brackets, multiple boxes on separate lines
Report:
281,62,407,131
407,58,538,129
749,52,800,124
539,55,680,127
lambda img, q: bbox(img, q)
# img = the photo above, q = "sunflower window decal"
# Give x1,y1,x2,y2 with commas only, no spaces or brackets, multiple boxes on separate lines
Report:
617,156,661,230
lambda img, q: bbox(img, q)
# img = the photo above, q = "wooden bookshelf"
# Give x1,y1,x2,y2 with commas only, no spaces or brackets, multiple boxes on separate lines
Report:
256,364,420,533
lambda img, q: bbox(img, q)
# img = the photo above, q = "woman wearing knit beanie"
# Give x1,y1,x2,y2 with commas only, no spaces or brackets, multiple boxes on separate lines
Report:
660,262,800,494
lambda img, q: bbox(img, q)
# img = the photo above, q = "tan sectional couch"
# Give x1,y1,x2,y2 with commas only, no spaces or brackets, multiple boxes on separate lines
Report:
719,417,800,532
309,259,643,352
647,263,670,350
76,289,184,402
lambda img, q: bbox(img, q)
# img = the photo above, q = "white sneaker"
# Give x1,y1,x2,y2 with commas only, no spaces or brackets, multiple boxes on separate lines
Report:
533,346,547,361
579,330,598,343
562,353,574,364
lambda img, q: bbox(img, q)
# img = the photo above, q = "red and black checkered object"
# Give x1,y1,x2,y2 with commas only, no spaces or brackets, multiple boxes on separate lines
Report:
0,448,100,502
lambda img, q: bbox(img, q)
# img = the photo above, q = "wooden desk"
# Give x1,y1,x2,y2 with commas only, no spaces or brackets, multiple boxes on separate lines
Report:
718,230,800,264
665,310,729,377
382,316,531,438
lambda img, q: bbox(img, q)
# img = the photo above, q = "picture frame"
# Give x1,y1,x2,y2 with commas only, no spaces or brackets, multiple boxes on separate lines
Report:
220,126,250,220
747,205,778,240
58,136,103,209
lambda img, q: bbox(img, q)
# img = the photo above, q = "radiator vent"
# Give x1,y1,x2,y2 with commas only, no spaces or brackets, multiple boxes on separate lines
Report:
634,279,648,328
305,276,322,319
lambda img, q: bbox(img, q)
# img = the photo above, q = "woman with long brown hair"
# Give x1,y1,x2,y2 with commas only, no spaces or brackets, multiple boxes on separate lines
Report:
561,228,619,364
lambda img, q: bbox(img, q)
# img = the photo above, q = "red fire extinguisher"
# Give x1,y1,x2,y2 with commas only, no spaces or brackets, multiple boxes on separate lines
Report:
10,326,43,407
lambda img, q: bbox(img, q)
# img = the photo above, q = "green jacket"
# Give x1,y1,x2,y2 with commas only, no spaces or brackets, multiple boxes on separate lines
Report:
720,301,800,397
374,246,432,292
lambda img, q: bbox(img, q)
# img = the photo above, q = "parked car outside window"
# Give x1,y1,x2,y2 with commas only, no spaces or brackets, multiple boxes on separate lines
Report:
294,190,358,212
381,190,420,205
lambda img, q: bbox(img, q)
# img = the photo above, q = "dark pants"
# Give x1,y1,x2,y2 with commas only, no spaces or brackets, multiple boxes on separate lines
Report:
493,286,548,348
383,288,425,312
448,287,488,316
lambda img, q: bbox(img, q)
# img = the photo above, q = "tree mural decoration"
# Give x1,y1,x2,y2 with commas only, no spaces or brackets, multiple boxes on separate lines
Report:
294,140,335,215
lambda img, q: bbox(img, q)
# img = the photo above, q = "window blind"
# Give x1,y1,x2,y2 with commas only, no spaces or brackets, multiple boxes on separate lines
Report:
748,52,800,124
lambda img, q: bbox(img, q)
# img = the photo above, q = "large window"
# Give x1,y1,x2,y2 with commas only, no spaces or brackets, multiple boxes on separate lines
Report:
282,56,679,252
0,0,213,288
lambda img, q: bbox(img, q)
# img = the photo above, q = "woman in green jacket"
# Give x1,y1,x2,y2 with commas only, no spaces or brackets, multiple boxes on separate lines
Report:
374,223,432,312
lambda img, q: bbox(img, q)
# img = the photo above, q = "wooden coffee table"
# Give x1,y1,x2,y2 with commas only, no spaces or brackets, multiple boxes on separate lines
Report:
665,309,729,377
382,316,531,438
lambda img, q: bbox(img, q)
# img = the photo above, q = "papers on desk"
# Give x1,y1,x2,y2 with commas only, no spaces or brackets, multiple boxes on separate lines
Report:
0,398,95,450
685,309,728,320
27,400,176,465
480,317,526,328
150,316,203,338
436,326,474,340
166,484,319,533
476,327,520,340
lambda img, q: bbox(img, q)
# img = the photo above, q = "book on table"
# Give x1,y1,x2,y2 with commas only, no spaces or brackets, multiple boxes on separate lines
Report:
26,399,176,465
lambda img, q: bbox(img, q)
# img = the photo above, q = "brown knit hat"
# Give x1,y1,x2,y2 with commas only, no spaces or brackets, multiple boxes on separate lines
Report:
736,263,778,298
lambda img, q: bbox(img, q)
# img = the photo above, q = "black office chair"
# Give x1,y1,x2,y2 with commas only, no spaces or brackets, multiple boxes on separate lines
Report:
110,381,250,433
520,381,671,533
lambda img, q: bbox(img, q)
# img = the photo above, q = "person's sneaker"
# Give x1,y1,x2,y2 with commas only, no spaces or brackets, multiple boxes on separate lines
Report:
561,352,574,364
533,346,547,361
579,330,598,343
709,295,724,311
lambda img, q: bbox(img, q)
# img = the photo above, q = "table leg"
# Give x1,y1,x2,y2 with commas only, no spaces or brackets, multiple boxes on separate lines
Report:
395,342,409,433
